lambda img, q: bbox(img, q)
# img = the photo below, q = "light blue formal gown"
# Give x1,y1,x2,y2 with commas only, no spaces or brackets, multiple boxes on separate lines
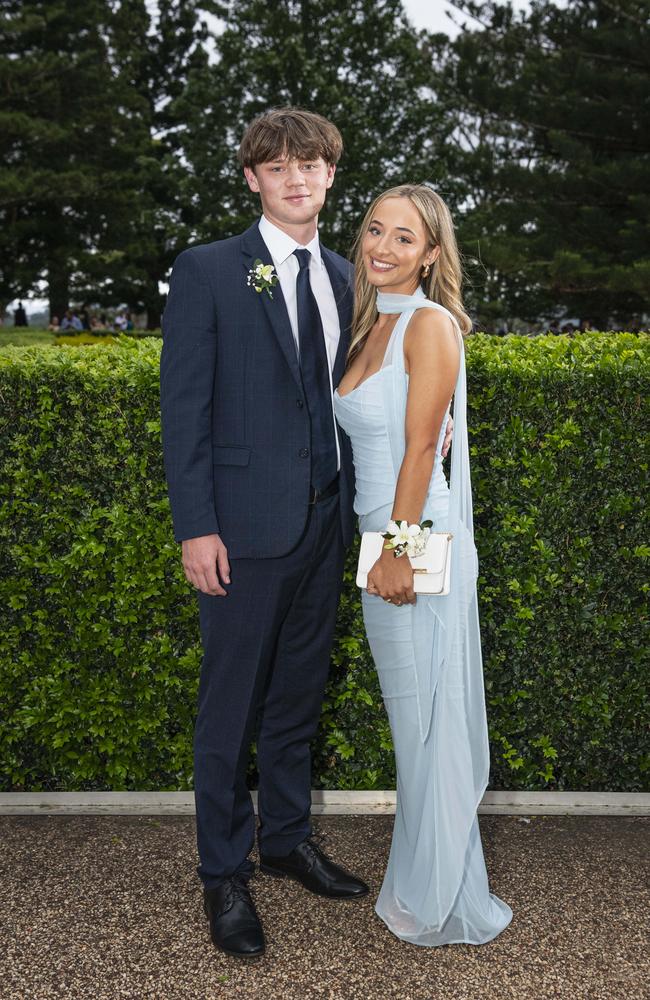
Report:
333,289,512,946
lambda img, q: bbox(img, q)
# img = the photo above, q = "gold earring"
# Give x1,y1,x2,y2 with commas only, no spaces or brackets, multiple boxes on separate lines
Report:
422,263,431,278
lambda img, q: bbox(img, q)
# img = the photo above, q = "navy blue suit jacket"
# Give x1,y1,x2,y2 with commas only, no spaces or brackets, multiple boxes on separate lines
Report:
160,222,356,558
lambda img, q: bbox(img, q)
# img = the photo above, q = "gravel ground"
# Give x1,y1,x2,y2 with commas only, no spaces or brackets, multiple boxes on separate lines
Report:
0,814,647,1000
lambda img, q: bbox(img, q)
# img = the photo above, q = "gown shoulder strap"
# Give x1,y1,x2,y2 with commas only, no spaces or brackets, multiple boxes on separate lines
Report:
376,291,463,352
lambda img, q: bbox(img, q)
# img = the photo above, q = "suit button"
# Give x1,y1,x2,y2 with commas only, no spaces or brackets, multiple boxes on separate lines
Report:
299,448,309,458
296,399,304,409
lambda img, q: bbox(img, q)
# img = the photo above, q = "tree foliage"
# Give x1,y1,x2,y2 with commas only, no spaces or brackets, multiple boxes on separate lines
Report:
104,0,213,327
174,0,455,255
0,1,152,318
0,0,208,326
0,0,647,327
434,0,650,327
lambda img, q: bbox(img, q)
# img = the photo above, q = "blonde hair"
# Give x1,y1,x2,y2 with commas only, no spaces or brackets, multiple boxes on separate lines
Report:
349,184,472,365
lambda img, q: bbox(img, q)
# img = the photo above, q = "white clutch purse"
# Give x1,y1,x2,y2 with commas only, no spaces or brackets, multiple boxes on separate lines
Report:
356,531,453,595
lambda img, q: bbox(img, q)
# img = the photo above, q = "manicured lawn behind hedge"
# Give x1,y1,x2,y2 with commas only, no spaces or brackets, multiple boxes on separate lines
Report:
0,329,56,349
0,329,162,350
0,333,648,791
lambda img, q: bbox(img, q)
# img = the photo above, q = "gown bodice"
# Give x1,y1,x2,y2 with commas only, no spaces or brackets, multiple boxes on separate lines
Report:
334,367,396,516
333,305,450,522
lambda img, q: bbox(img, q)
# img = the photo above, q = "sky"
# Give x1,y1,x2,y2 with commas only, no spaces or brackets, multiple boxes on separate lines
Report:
402,0,541,35
402,0,468,35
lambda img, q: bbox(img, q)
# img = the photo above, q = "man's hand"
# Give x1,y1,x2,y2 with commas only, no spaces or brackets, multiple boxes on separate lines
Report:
441,414,454,458
182,534,230,596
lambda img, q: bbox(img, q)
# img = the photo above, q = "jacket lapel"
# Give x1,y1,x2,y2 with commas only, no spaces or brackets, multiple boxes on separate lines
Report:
321,246,354,388
241,222,302,388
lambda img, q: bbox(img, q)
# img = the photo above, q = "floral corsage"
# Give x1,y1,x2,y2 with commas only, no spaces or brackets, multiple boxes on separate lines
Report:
382,519,433,559
247,259,279,298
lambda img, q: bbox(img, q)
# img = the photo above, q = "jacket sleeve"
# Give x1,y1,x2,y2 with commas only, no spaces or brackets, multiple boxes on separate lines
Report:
160,248,220,543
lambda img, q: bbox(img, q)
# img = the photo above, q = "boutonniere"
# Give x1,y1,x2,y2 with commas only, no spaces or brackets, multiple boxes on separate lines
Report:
247,259,279,298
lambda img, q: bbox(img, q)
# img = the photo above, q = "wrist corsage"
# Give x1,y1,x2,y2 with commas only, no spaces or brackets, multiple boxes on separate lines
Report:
382,519,433,559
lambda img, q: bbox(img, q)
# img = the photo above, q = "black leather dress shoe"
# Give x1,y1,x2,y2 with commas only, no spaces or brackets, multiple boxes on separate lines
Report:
260,836,369,899
203,875,265,958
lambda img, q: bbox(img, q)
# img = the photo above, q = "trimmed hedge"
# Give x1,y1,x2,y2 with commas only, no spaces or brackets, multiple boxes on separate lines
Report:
0,333,648,792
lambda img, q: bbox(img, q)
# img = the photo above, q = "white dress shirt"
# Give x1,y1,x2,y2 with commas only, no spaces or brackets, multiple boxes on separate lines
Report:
258,214,342,468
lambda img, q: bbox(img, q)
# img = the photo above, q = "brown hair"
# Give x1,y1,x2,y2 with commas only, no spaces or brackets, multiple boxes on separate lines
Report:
349,184,472,365
238,107,343,169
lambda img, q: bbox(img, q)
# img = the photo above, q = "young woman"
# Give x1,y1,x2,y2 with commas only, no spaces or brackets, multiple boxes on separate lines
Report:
333,184,512,946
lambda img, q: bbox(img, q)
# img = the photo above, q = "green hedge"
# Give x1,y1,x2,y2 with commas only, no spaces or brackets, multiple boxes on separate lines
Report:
0,333,648,792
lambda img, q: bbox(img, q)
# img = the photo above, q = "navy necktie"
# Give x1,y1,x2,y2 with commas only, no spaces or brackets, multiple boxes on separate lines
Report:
294,249,337,492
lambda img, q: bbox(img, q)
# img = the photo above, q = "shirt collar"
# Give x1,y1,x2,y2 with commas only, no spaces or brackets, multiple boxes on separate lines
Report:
259,215,322,267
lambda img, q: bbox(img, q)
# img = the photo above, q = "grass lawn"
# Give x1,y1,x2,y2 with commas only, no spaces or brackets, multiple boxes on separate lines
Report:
0,328,56,348
0,329,156,349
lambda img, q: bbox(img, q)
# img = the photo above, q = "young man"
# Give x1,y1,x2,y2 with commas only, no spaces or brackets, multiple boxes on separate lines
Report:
160,108,367,958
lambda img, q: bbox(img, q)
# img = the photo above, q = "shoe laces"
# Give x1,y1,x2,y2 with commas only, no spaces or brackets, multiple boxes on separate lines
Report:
302,833,329,869
225,873,252,908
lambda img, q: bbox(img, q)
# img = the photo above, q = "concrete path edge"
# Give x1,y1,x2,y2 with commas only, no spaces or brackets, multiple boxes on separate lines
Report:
1,790,648,816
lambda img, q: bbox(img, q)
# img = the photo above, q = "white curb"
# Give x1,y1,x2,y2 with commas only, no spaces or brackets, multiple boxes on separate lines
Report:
0,790,648,816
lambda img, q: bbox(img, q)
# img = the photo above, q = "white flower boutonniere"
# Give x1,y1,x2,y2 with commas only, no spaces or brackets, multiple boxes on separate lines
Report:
247,259,279,298
382,519,433,559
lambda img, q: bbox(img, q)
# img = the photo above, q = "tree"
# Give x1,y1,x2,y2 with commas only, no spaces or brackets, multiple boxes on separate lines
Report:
102,0,214,328
170,0,457,257
0,0,154,320
434,0,650,328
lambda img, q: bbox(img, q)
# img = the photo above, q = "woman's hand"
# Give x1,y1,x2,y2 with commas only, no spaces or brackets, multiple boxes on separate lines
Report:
367,547,416,606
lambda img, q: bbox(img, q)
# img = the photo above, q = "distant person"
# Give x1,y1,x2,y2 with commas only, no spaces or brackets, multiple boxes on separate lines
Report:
47,315,60,332
60,309,83,332
14,301,28,327
59,310,74,331
548,321,560,335
578,319,593,333
125,312,134,331
80,307,91,331
114,312,128,331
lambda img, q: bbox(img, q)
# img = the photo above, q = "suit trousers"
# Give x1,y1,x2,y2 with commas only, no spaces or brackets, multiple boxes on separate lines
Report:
194,493,344,889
